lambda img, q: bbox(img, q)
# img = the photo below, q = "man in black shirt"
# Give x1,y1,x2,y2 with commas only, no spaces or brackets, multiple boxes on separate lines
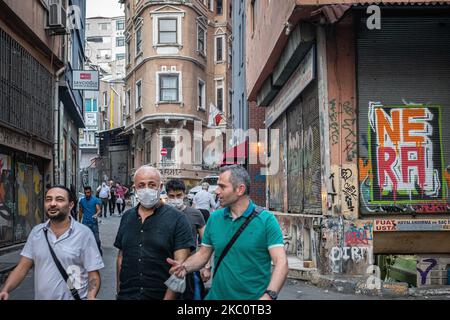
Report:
114,166,194,300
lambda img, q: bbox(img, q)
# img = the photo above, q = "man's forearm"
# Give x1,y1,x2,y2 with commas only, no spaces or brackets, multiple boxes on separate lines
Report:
183,249,210,273
1,263,30,293
266,260,289,293
116,251,122,294
87,271,101,299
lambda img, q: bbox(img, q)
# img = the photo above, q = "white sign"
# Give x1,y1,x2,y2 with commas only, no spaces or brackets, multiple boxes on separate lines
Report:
73,70,99,91
266,45,315,127
85,112,97,126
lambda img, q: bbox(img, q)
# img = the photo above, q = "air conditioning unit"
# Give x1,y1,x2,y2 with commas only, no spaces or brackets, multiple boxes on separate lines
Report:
47,0,67,33
105,54,111,59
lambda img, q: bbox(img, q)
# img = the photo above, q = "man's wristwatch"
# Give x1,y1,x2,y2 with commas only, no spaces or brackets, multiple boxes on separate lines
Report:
264,290,278,300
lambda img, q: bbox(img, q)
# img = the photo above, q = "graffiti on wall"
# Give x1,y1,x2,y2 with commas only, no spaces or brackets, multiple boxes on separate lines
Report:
344,221,373,246
0,154,13,247
341,164,358,218
361,103,447,213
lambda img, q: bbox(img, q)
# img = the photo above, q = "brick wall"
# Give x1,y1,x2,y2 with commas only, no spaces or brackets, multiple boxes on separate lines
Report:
248,101,266,207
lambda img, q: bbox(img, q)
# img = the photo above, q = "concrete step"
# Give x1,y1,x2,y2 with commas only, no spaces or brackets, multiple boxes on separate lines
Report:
287,256,317,281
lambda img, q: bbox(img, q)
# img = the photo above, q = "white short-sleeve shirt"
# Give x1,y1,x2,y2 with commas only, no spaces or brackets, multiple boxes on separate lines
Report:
21,217,104,300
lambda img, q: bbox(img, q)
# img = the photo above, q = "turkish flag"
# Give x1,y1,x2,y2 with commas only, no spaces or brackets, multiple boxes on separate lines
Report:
215,113,222,126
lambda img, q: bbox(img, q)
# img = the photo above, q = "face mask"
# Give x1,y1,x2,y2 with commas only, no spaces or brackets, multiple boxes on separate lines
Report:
137,188,160,208
167,198,184,210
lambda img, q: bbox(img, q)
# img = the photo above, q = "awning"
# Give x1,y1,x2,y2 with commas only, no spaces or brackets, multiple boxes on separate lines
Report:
220,141,248,166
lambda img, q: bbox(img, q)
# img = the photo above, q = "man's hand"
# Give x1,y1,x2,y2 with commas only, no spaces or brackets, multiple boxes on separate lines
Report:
200,268,211,282
0,291,9,300
259,293,272,300
166,258,187,278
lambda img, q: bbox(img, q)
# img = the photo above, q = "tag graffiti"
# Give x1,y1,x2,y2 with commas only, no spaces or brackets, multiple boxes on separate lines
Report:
368,103,445,203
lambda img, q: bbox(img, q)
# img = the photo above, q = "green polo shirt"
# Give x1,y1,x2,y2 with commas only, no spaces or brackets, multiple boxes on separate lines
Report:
202,200,284,300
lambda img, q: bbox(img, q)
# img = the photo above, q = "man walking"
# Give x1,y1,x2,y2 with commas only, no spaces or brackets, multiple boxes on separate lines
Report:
79,186,103,255
165,178,209,300
96,182,110,218
168,165,288,300
0,186,104,300
192,182,216,223
114,165,194,300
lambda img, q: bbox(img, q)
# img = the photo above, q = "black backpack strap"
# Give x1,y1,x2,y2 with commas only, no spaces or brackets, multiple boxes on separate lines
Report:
43,228,82,300
213,206,265,277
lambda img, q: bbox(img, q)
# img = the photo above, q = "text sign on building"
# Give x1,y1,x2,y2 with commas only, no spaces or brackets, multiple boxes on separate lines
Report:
368,103,445,206
85,112,97,126
73,70,99,91
266,45,315,127
374,219,450,232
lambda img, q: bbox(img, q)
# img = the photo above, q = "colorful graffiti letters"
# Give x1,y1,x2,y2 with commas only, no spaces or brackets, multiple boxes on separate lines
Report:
345,223,373,246
368,103,444,203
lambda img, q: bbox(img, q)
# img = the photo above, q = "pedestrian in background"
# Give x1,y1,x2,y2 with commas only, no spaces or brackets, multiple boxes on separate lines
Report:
0,186,103,300
79,186,103,255
166,178,209,300
192,182,216,223
96,182,110,218
168,165,288,300
114,182,128,216
108,180,116,217
114,165,194,300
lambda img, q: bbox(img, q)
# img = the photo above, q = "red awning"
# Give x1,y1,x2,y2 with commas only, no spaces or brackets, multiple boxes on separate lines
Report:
221,141,248,166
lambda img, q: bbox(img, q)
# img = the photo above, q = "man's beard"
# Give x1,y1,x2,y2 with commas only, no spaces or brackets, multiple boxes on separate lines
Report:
45,209,67,222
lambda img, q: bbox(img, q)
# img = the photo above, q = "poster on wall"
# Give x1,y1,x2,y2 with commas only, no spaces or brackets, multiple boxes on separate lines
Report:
361,103,447,214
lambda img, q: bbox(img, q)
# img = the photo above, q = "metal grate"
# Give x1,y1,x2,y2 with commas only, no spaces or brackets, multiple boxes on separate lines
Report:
0,27,53,143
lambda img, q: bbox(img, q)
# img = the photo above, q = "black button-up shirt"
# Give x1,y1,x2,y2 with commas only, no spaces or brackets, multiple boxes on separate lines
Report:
114,204,194,300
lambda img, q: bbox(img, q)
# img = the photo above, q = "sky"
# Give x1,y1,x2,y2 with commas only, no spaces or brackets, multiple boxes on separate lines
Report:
86,0,125,18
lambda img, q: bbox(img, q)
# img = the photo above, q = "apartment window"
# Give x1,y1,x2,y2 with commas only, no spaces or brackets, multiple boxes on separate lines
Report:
136,26,142,55
85,98,98,112
162,136,175,162
197,24,206,55
116,53,125,60
216,0,223,15
216,85,223,111
215,36,224,62
251,0,256,33
145,140,152,164
86,36,103,43
126,89,131,115
116,37,125,47
126,40,131,64
136,80,142,109
99,23,110,30
159,74,179,102
198,79,205,110
158,18,177,44
103,92,108,106
116,20,125,30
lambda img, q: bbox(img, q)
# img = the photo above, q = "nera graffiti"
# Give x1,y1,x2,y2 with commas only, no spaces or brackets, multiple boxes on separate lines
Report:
368,103,445,204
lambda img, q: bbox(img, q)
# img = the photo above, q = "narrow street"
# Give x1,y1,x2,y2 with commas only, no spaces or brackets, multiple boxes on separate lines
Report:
5,207,447,300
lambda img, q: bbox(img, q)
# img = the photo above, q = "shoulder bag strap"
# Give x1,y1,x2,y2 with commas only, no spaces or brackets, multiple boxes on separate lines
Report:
43,228,82,300
213,206,265,277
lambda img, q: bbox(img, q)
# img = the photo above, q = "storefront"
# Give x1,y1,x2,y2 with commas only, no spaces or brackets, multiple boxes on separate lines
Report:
0,143,49,248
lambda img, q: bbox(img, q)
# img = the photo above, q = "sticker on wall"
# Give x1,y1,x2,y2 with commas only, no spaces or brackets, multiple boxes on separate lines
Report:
367,103,446,206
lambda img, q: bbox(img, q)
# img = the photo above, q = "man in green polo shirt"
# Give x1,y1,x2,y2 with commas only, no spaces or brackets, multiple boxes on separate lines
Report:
167,165,288,300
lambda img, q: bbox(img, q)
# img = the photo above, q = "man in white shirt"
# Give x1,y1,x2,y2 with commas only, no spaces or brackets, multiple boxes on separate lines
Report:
192,183,217,222
0,186,104,300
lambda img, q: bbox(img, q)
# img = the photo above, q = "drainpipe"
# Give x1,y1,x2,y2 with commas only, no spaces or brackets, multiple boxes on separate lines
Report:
54,66,66,185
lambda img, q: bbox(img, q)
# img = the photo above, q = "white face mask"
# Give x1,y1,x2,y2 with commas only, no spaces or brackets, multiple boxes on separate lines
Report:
167,198,184,210
137,188,160,208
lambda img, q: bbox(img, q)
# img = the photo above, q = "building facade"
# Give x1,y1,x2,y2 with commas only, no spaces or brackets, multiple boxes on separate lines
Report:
0,0,86,249
85,16,126,76
120,0,232,189
247,0,450,287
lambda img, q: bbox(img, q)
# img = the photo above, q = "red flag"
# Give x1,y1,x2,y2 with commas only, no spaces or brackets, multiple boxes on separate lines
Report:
215,113,222,126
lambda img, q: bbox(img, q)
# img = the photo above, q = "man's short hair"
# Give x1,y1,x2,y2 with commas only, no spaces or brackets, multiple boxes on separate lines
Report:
219,165,251,195
134,165,162,182
201,182,209,190
46,185,75,203
84,186,92,191
166,179,186,193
